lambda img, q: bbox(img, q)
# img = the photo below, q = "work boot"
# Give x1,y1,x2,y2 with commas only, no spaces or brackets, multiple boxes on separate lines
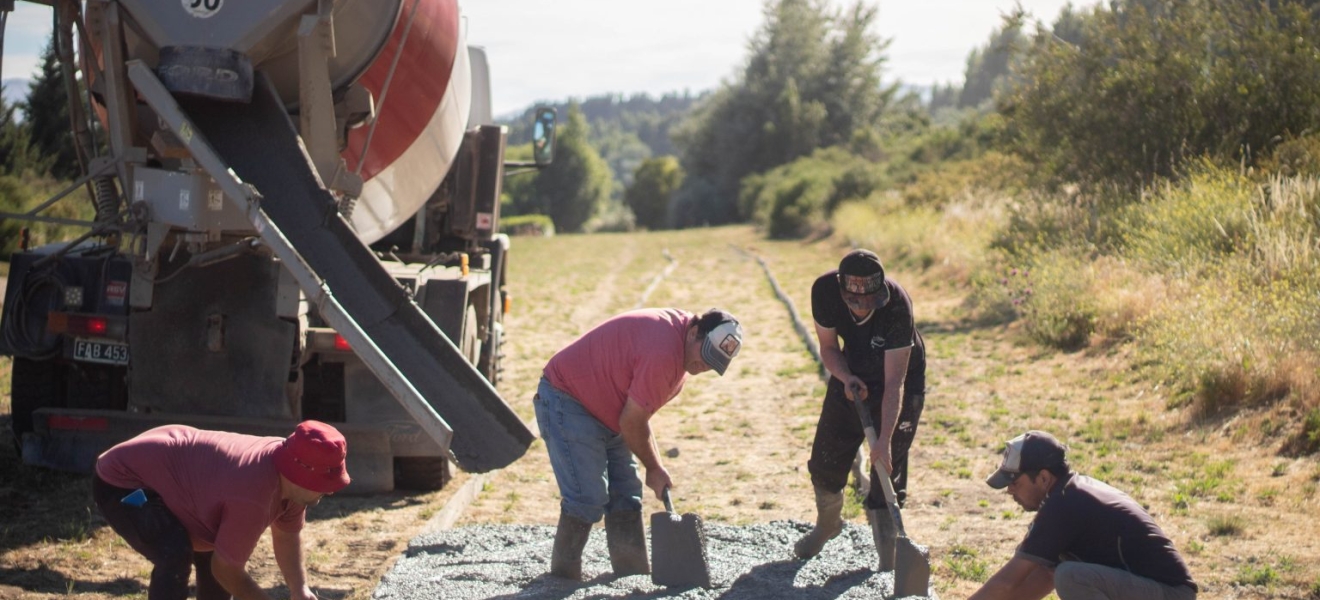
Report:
867,507,897,572
604,510,650,576
794,485,844,559
550,513,593,580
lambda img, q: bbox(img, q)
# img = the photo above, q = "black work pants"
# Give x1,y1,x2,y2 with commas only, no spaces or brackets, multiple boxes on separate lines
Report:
92,476,231,600
806,377,925,508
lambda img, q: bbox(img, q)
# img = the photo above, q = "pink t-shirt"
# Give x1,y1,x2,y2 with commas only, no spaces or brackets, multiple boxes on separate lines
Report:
544,308,692,432
95,425,306,567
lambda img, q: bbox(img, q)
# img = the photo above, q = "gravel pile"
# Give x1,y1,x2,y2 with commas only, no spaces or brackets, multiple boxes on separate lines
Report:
373,521,936,599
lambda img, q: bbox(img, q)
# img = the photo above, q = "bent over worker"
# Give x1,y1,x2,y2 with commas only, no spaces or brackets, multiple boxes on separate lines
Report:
794,249,927,572
970,430,1198,600
536,307,744,580
93,421,351,600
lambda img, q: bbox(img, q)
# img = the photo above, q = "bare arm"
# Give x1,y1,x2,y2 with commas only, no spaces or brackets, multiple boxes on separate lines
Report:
968,557,1055,600
619,397,671,499
873,346,912,474
814,323,866,401
210,552,271,600
272,527,317,600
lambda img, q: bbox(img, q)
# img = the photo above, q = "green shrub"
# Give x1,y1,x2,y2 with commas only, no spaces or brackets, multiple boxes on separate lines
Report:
973,250,1098,349
1121,166,1255,277
1258,134,1320,178
739,146,887,239
500,214,556,236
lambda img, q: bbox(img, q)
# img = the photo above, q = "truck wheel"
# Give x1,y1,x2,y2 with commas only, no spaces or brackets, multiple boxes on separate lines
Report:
461,305,481,366
394,456,451,491
9,358,67,453
477,301,503,386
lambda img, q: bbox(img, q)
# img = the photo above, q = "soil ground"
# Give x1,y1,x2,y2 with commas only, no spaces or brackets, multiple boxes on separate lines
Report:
0,226,1317,599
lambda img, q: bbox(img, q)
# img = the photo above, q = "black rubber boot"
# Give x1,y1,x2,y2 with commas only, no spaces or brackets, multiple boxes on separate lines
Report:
867,508,897,572
550,513,593,580
604,510,650,576
794,485,844,559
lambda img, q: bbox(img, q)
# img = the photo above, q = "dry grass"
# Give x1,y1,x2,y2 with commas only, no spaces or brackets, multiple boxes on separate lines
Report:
0,225,1318,599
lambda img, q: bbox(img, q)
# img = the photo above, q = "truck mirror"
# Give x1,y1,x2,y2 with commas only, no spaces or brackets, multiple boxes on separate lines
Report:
532,107,556,166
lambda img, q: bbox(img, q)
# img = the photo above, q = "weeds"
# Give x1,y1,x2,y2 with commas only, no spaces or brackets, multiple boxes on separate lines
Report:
1207,515,1245,536
944,545,990,581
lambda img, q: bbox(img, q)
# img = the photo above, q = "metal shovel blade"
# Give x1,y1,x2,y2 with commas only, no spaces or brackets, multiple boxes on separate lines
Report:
895,536,931,598
650,489,712,588
853,394,932,597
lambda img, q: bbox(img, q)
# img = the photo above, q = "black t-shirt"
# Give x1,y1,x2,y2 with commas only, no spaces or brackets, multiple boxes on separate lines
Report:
1018,474,1198,591
811,271,916,387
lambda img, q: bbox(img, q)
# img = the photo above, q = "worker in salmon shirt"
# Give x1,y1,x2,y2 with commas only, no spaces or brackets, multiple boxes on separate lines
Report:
536,307,744,580
93,421,350,600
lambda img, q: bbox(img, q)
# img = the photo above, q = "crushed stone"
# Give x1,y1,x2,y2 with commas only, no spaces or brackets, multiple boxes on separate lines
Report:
373,521,936,599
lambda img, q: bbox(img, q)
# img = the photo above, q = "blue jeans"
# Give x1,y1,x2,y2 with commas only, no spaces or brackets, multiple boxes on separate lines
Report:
534,377,643,523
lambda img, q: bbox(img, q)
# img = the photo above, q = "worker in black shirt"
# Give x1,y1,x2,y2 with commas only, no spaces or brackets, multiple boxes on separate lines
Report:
971,430,1198,600
793,249,927,573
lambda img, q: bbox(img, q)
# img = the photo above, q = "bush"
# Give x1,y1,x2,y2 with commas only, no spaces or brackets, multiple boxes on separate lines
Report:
500,214,556,237
970,250,1098,349
1121,166,1255,277
739,146,887,239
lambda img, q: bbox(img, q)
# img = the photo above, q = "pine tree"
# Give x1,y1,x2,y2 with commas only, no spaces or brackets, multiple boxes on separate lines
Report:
23,37,79,180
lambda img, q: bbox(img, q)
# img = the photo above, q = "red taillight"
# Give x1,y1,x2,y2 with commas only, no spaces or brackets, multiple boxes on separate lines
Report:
333,335,351,351
47,313,113,337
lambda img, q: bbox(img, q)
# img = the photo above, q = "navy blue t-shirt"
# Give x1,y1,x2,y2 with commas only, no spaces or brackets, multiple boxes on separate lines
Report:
1018,473,1197,591
811,271,915,387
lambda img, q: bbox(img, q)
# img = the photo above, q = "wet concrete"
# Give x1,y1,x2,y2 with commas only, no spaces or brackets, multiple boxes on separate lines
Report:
373,521,936,599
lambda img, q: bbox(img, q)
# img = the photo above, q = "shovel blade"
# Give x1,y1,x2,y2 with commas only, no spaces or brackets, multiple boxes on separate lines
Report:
649,512,712,588
894,536,931,598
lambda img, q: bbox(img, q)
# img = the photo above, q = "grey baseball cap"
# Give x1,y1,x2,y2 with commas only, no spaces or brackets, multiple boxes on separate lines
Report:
699,311,744,376
986,430,1068,489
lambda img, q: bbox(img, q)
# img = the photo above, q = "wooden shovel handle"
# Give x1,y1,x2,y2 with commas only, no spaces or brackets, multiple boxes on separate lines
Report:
853,396,900,506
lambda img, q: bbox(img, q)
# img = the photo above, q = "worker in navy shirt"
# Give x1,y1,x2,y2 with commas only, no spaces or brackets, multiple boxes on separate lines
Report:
794,249,927,573
970,430,1198,600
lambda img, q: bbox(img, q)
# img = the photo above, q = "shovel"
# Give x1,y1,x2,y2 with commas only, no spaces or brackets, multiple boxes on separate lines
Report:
852,388,931,598
650,487,713,588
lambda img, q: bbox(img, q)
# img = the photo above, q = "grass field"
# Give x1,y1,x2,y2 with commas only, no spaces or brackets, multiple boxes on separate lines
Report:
0,225,1317,599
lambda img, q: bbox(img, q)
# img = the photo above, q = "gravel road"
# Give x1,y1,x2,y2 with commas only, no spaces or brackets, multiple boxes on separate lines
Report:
374,521,935,600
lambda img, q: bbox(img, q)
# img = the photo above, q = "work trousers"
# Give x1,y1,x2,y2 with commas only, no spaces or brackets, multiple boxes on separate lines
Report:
1055,562,1197,600
534,377,644,523
807,377,924,508
92,476,231,600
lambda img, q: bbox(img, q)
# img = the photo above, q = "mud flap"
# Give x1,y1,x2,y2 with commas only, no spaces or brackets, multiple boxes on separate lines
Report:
170,74,534,473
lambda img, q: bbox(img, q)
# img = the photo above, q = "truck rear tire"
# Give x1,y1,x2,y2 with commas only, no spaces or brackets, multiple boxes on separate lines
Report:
394,456,451,491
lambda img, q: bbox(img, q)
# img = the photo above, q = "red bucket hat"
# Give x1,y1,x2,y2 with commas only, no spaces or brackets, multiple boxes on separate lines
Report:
275,420,351,494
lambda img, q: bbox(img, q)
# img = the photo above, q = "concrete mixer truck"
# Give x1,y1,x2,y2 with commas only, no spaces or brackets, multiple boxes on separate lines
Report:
0,0,555,492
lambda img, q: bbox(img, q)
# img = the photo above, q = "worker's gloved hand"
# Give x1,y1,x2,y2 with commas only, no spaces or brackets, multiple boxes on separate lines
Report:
646,466,673,500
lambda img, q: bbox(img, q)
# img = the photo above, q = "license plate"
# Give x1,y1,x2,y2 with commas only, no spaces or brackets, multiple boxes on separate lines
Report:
74,338,130,366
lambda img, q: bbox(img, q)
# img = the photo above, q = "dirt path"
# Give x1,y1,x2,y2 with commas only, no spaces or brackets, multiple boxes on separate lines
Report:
0,226,1316,599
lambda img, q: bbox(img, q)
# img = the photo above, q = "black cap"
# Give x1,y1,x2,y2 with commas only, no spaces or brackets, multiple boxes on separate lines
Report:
837,249,889,311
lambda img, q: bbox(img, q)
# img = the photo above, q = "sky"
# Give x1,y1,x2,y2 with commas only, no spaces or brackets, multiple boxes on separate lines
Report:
3,0,1089,115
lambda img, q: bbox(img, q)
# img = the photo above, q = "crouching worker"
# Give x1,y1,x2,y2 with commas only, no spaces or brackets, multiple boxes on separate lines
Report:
93,421,351,600
970,430,1198,600
536,308,744,580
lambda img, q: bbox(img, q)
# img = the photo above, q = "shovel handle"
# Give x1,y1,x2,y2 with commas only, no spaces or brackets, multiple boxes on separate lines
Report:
662,486,675,513
852,396,901,507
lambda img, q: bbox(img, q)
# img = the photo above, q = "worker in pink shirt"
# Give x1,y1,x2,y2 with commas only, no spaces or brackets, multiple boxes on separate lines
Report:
93,421,351,600
536,308,744,580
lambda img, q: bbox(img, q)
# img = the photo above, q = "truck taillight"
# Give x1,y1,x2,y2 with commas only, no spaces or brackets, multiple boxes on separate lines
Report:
504,294,512,315
46,312,126,339
307,327,353,353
